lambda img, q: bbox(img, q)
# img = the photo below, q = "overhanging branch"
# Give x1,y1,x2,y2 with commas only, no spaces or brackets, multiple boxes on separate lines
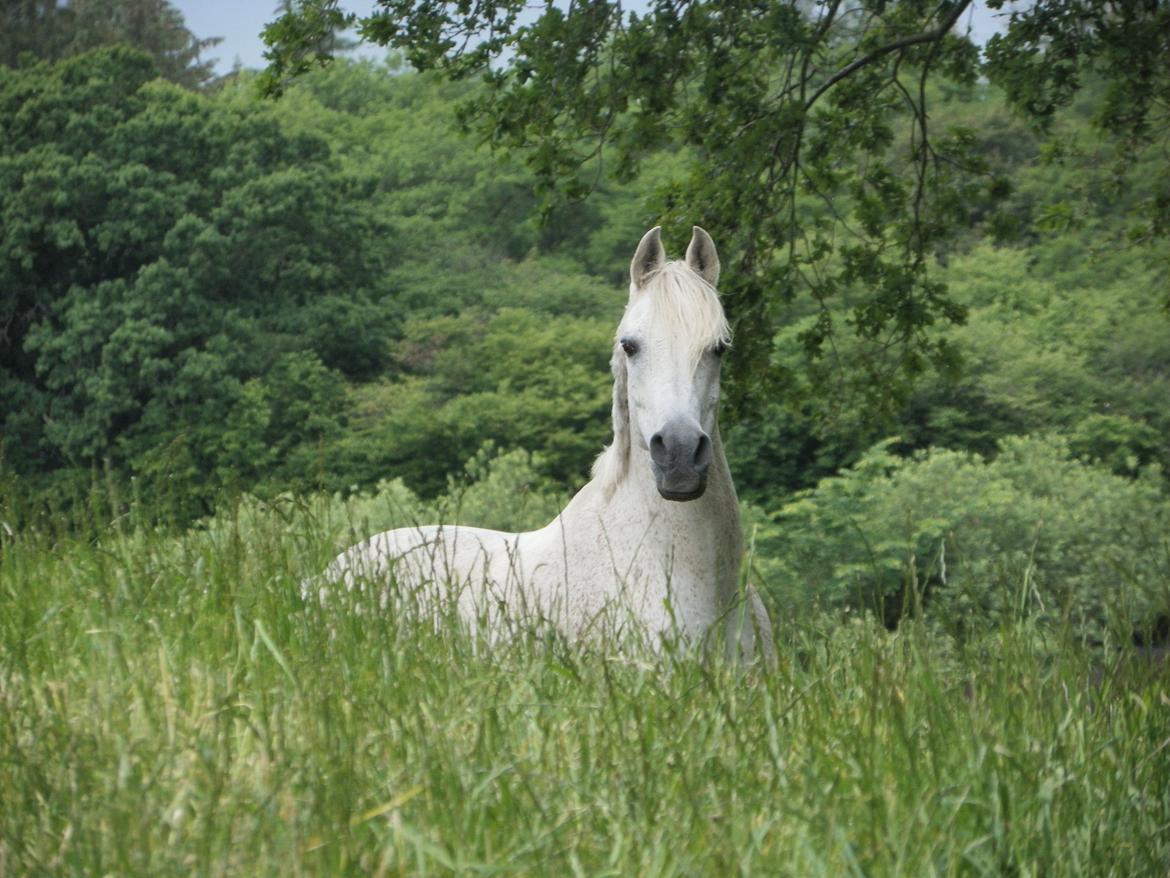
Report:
804,0,975,111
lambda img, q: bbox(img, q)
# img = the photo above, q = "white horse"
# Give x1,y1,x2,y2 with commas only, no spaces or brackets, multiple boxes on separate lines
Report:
321,226,775,663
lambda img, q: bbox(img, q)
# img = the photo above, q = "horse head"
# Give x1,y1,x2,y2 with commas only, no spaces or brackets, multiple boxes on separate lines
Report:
608,226,730,502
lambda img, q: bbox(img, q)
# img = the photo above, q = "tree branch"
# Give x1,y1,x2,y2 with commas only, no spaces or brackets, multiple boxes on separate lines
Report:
804,0,974,111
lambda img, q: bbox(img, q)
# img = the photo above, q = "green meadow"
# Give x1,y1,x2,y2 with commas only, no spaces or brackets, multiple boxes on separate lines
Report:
2,493,1167,876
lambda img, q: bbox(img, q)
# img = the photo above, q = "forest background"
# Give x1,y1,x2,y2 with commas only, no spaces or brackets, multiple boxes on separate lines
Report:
2,0,1169,641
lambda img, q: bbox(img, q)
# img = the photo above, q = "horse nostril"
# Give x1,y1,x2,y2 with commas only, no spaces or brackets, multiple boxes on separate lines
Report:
693,433,712,472
650,427,710,472
649,432,670,467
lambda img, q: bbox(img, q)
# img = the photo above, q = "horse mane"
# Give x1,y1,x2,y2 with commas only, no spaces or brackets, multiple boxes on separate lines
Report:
591,260,731,498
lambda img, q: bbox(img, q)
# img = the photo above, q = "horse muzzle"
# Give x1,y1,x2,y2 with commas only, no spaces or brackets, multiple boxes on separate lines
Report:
649,419,712,502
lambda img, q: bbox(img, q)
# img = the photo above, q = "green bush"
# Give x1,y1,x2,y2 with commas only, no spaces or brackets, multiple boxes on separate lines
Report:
752,434,1170,642
326,306,612,497
436,443,567,533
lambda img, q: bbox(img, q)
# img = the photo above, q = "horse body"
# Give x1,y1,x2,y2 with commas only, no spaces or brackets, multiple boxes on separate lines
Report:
323,227,774,662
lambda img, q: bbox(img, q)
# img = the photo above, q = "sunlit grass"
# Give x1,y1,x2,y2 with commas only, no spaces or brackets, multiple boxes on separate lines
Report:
1,497,1167,876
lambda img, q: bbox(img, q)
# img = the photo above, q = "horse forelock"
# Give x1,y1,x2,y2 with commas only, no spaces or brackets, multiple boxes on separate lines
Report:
624,261,731,362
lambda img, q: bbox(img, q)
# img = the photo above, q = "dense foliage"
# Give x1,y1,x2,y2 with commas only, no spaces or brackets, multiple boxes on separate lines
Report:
2,31,1168,637
1,49,390,514
750,436,1169,641
265,0,1170,406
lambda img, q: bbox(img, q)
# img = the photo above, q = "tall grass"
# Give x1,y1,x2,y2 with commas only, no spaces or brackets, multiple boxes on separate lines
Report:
1,495,1167,876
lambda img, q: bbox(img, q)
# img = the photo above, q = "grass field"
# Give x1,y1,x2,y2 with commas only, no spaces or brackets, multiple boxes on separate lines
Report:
2,496,1168,876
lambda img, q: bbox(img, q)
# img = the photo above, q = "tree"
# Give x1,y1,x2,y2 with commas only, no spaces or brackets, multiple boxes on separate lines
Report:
0,48,390,509
261,0,359,90
0,1,73,66
272,0,359,58
262,0,1170,409
0,0,223,89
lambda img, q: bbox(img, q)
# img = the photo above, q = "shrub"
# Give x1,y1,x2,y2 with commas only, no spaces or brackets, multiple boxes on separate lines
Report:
752,434,1170,642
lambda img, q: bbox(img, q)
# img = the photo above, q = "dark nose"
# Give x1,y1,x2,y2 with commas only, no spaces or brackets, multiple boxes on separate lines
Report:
649,424,712,474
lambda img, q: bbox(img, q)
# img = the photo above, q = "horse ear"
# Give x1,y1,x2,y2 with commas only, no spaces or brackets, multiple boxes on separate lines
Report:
685,226,720,287
630,226,665,290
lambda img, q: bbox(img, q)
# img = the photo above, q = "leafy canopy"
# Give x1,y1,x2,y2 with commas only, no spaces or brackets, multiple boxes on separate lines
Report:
0,48,389,511
263,0,1170,407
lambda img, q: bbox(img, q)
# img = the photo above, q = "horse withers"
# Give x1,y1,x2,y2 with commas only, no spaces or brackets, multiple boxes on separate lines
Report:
318,226,775,664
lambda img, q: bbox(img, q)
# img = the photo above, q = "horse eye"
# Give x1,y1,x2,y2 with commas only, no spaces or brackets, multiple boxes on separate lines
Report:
620,338,640,357
711,340,729,357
